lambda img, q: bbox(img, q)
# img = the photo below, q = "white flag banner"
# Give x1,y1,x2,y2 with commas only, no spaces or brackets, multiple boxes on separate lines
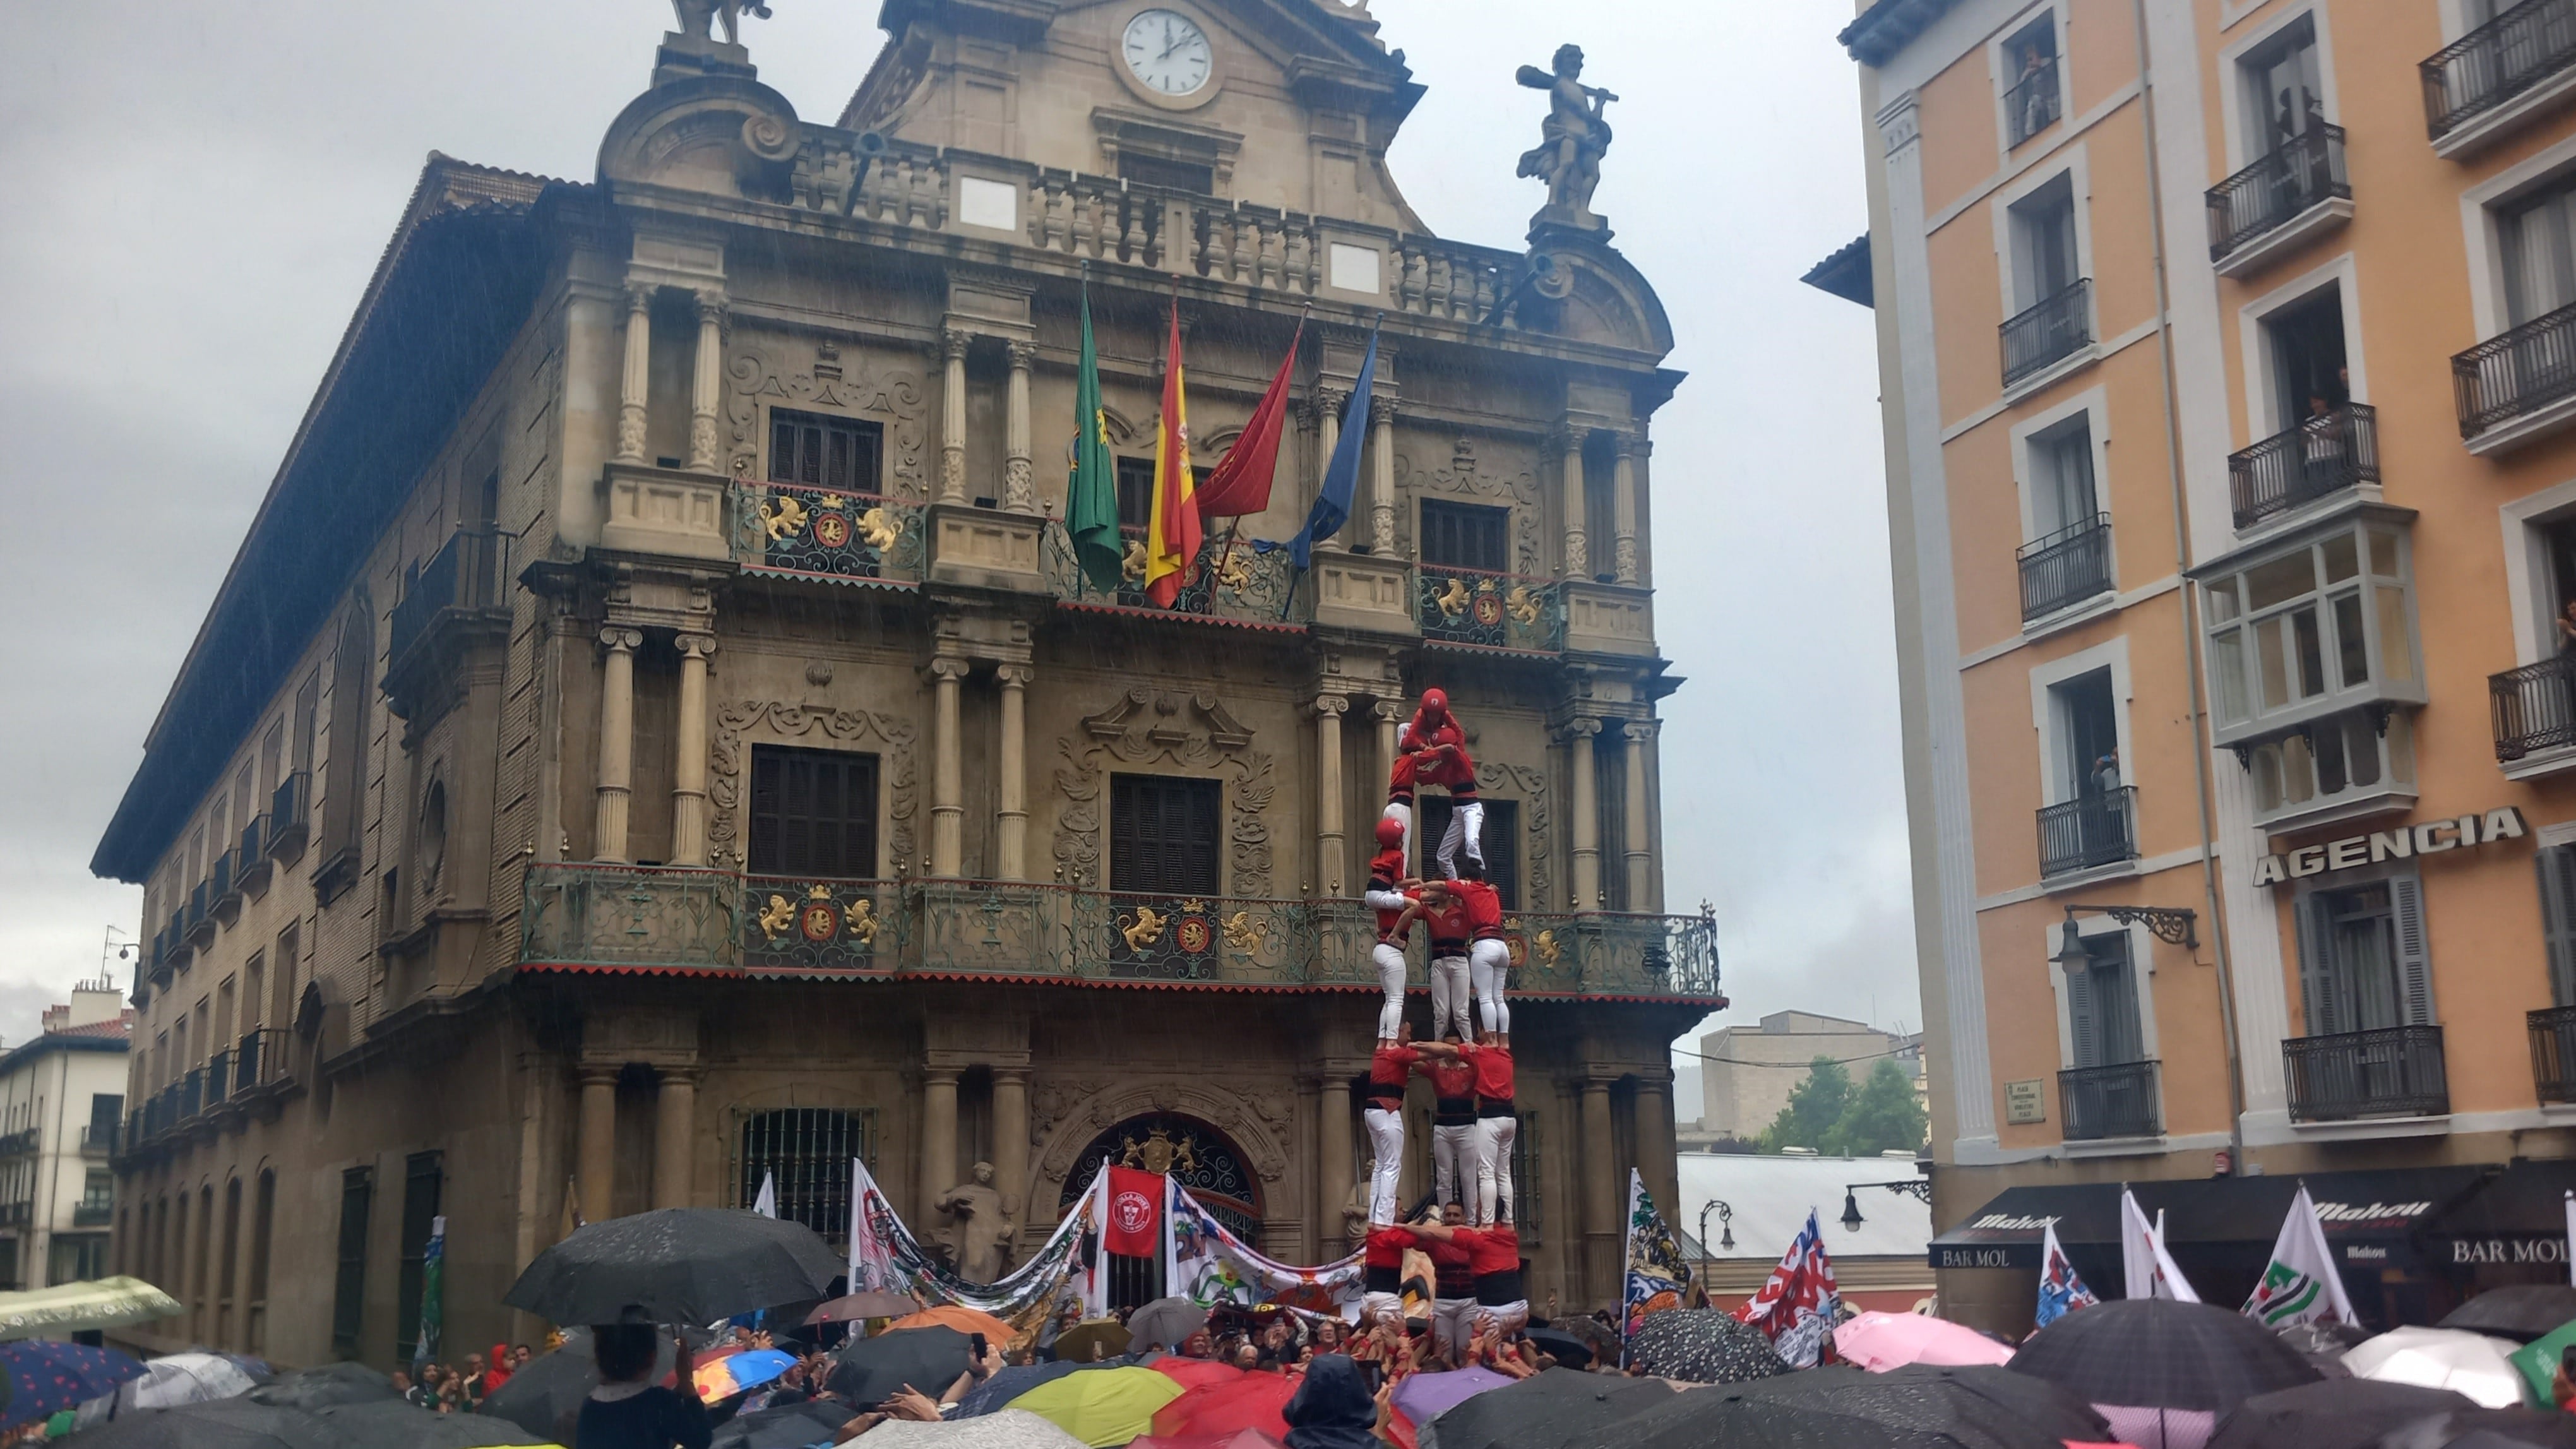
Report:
2120,1190,2200,1303
752,1171,777,1219
2243,1185,2354,1328
2565,1190,2574,1289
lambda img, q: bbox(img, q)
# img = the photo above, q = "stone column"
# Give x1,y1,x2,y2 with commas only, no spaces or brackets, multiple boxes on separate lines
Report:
616,283,653,466
1312,388,1347,554
929,656,968,876
996,664,1032,881
992,1067,1029,1229
1368,395,1397,556
1318,1074,1354,1249
1565,719,1601,910
1579,1072,1619,1306
652,1068,697,1209
939,329,971,504
1623,721,1655,912
1612,431,1641,585
576,1065,619,1225
1003,340,1037,514
670,634,717,867
1551,425,1585,581
688,290,727,474
1313,696,1348,894
922,1068,960,1227
1636,1069,1679,1224
1373,699,1402,816
593,628,643,864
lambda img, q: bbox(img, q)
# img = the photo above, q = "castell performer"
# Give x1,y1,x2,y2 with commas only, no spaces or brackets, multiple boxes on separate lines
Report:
1363,1024,1418,1227
1415,881,1475,1046
1408,1217,1526,1337
1425,1201,1476,1363
1383,688,1481,877
1447,857,1510,1041
1421,1030,1515,1226
1417,1035,1477,1215
1363,818,1417,1042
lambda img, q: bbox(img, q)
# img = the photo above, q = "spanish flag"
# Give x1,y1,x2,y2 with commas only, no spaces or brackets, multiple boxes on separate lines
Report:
1142,301,1199,607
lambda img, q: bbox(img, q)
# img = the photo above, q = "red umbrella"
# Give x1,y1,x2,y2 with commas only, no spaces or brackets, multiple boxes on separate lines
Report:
1150,1371,1303,1440
1152,1358,1248,1392
1130,1433,1287,1449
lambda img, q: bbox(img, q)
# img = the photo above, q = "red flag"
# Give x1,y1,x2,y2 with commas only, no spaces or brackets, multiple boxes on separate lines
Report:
1195,320,1303,518
1143,303,1199,607
1104,1167,1164,1258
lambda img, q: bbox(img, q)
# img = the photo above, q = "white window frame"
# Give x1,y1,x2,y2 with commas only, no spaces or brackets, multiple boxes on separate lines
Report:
2500,475,2576,666
2011,385,2113,545
1991,145,2096,323
2028,636,2133,809
2234,253,2368,442
2046,914,2162,1071
2215,4,2342,174
1987,2,2071,163
2459,129,2576,342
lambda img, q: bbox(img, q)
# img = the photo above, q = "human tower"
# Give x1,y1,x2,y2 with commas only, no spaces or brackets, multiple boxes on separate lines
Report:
1352,688,1524,1362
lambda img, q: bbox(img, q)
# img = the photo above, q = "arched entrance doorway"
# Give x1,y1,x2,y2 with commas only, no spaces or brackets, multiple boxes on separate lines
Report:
1058,1114,1263,1310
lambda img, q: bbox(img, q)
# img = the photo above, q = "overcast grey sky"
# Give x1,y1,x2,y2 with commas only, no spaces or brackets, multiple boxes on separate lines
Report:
0,0,1905,1073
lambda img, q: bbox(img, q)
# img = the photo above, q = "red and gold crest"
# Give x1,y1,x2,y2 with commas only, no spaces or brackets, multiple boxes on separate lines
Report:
1471,591,1506,626
1174,915,1212,953
799,900,841,941
813,512,852,549
1506,934,1529,969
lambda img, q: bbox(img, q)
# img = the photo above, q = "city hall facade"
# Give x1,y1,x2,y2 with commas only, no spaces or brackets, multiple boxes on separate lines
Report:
92,0,1713,1366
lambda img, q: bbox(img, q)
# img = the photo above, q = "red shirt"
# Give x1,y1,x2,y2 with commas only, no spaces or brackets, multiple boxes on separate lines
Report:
1426,1237,1473,1297
1400,712,1477,789
1369,1044,1419,1101
1457,1225,1520,1277
1368,848,1413,940
1364,1226,1416,1269
1420,1057,1475,1104
1460,1042,1515,1103
1451,879,1505,939
1419,896,1473,953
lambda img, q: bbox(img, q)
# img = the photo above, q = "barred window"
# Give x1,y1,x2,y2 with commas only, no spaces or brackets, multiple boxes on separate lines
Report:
738,1109,878,1243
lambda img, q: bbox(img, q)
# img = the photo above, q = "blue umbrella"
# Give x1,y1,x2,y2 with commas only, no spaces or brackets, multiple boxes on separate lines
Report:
0,1339,147,1428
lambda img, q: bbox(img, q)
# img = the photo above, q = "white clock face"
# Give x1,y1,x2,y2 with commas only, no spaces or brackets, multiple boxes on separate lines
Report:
1123,9,1213,97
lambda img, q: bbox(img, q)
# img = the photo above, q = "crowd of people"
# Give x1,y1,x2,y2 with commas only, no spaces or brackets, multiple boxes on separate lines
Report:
390,1340,535,1414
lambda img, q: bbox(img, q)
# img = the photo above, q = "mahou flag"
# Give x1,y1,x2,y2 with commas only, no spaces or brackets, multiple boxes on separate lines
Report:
1104,1167,1165,1258
1733,1208,1840,1368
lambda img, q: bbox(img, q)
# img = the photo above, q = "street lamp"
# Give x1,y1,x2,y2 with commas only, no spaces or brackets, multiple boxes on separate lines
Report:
1697,1196,1733,1299
2050,903,2198,970
1839,1178,1933,1231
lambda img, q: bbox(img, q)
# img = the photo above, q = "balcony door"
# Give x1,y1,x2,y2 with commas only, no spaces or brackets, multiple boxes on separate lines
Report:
1421,500,1510,573
2053,669,2119,802
2066,933,2144,1068
1109,774,1222,898
2297,877,2433,1035
2265,287,2347,429
2009,174,2079,309
2504,179,2576,328
748,746,880,880
2239,15,2322,153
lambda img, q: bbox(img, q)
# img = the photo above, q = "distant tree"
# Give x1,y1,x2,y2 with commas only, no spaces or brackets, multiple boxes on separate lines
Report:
1756,1056,1854,1153
1822,1059,1929,1158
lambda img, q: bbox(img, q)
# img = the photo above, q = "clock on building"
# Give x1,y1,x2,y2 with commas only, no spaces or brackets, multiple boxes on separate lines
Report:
1122,9,1213,98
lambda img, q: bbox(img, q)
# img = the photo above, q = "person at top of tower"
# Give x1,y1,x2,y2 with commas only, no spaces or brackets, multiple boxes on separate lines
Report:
1445,857,1511,1045
1364,817,1422,1044
1383,688,1481,878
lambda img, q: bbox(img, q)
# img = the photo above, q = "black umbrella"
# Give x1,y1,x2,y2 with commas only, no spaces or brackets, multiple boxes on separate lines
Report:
2011,1297,2322,1414
713,1397,857,1449
1128,1295,1210,1352
244,1361,401,1409
2278,1319,2369,1375
1521,1327,1593,1369
1424,1366,1671,1449
315,1399,554,1447
1563,1364,2105,1449
60,1397,362,1448
2209,1378,2479,1449
826,1324,972,1408
503,1208,844,1325
1622,1308,1792,1384
2440,1285,2576,1342
2375,1407,2576,1448
476,1330,683,1441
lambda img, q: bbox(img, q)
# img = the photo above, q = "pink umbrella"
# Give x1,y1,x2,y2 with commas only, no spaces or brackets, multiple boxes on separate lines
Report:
1832,1310,2017,1371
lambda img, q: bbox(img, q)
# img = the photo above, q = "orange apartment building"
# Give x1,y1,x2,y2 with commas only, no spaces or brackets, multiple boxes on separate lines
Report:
1834,0,2576,1332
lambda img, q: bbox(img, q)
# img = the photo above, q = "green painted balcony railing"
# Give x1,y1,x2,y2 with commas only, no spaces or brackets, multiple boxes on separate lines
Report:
733,482,927,587
522,864,1720,1003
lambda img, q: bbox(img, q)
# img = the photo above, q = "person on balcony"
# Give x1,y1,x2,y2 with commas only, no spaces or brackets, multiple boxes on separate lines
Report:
2018,46,2053,138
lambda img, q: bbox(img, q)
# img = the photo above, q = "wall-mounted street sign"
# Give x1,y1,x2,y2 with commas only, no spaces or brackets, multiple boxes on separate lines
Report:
2004,1079,2047,1124
2251,807,2527,888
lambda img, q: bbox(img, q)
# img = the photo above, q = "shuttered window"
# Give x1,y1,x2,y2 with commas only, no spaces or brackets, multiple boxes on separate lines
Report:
1417,797,1520,910
769,409,884,496
2539,845,2576,1006
1420,501,1510,573
748,746,880,879
2065,932,2143,1068
2296,875,2434,1035
331,1167,373,1352
1109,775,1222,897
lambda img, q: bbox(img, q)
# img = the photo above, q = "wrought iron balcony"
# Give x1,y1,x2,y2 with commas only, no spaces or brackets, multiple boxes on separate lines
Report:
205,1049,232,1109
0,1203,31,1229
236,1027,290,1096
735,483,925,587
70,1204,110,1228
2016,513,2113,621
387,523,511,672
2037,787,2137,878
211,847,242,924
2059,1060,2162,1140
1039,524,1305,629
522,864,1724,1004
2533,1005,2576,1102
2456,302,2576,441
2284,1024,2448,1123
2005,56,2061,149
2423,0,2576,144
2001,279,2092,387
0,1130,39,1159
184,881,213,950
2492,655,2576,761
177,1069,203,1123
2228,403,2378,529
1416,565,1564,653
268,771,310,861
78,1124,113,1156
2206,125,2349,266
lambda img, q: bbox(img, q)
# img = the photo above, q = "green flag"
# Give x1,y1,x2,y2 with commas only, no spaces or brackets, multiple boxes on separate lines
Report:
1067,287,1123,593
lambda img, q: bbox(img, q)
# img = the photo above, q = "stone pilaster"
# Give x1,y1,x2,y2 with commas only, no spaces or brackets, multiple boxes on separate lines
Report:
1580,1071,1619,1306
1311,695,1349,894
652,1068,698,1209
1551,424,1585,581
1003,340,1037,514
1563,718,1601,910
592,628,643,864
1368,394,1397,556
996,663,1032,881
688,290,727,473
939,329,971,503
928,655,969,875
922,1068,960,1227
992,1067,1030,1231
576,1064,619,1224
1613,430,1642,585
616,283,653,466
669,633,716,866
1623,720,1655,910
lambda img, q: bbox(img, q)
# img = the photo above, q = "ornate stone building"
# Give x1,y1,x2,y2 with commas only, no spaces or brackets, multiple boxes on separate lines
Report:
92,0,1711,1366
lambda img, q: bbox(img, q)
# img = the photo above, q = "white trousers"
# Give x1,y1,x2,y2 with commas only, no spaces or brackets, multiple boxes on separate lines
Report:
1431,1122,1475,1210
1429,954,1472,1042
1472,1299,1529,1337
1472,1114,1518,1226
1469,938,1512,1035
1363,1106,1405,1226
1436,797,1484,879
1433,1297,1477,1361
1371,941,1408,1040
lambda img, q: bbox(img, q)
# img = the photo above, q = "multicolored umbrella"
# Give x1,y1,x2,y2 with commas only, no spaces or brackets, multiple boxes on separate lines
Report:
1148,1370,1299,1441
1623,1308,1793,1384
693,1348,796,1404
1008,1363,1185,1446
0,1340,146,1428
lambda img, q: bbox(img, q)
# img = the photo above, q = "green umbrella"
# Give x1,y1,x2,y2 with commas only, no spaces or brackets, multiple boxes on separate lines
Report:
2505,1315,2576,1406
1007,1364,1184,1447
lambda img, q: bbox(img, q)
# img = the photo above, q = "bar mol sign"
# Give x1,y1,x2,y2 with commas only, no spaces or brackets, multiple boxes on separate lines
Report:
2251,808,2527,888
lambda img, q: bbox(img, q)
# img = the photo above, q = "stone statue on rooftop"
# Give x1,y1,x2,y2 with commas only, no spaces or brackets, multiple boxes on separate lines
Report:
674,0,774,47
1516,44,1617,231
